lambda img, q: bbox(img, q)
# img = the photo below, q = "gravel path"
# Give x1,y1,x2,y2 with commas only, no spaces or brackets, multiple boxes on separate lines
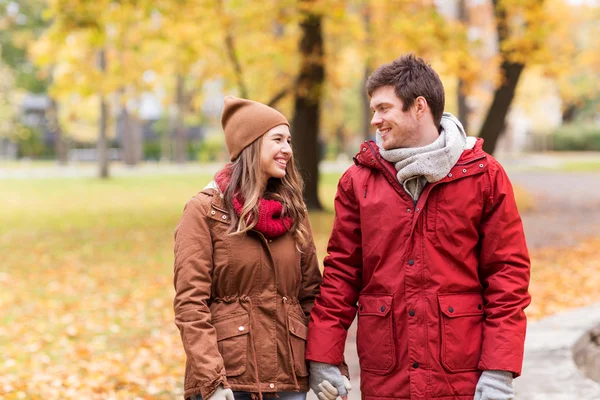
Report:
507,170,600,249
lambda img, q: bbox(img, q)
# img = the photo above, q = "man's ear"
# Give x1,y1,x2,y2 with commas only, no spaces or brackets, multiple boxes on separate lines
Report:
414,96,428,120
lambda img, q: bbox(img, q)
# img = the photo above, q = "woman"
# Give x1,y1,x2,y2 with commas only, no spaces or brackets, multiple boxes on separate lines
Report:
174,96,322,400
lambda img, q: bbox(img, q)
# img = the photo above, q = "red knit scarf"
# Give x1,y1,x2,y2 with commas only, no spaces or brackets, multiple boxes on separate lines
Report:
215,165,293,239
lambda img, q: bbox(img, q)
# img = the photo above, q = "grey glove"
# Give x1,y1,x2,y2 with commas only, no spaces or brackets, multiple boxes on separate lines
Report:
309,362,351,400
474,370,514,400
191,385,234,400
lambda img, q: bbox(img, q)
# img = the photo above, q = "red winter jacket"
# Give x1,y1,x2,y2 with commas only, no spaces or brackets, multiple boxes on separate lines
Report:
306,139,531,400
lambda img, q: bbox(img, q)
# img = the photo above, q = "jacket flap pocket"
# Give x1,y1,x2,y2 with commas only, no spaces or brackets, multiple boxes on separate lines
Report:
438,293,484,318
214,313,250,341
288,315,308,340
358,294,393,316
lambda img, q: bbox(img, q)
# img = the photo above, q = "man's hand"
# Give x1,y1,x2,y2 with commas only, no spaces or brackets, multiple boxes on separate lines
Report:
474,370,514,400
309,362,352,400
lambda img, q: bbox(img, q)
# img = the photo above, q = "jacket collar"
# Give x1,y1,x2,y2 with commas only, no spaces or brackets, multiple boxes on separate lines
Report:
354,138,488,188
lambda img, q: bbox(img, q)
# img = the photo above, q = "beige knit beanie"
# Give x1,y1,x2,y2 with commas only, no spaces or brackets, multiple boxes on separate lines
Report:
221,95,290,161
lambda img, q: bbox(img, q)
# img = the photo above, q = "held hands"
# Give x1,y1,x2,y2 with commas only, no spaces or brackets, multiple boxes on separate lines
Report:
205,385,235,400
474,370,514,400
309,362,352,400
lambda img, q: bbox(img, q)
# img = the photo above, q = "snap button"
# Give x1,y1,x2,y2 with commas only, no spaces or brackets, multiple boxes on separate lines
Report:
211,210,216,215
362,148,366,152
269,383,275,389
413,362,419,369
238,326,245,331
448,307,454,313
380,306,386,312
479,164,484,168
407,208,411,213
222,215,227,220
408,259,414,266
448,173,453,177
409,310,415,317
462,169,467,173
371,159,375,164
268,239,272,243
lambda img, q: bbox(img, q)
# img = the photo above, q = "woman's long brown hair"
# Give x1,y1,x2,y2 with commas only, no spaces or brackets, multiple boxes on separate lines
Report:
222,136,309,248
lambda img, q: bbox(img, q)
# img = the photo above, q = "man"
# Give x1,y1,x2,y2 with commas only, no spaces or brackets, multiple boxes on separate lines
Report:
306,54,531,400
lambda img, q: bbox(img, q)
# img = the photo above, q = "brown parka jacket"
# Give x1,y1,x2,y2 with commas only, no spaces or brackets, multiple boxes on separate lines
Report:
173,186,322,400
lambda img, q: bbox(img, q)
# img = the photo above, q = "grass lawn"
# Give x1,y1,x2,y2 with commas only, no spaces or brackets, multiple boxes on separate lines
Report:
0,171,591,398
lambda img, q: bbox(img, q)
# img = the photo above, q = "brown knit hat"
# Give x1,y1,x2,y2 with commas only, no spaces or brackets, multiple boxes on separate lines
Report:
221,95,290,161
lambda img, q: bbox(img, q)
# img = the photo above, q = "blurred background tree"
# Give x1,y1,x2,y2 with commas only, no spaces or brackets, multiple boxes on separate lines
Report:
0,0,598,206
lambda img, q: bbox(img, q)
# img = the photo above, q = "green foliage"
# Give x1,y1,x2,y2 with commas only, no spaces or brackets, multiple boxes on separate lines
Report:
143,140,161,161
0,0,49,93
15,124,44,158
551,124,600,151
197,135,226,163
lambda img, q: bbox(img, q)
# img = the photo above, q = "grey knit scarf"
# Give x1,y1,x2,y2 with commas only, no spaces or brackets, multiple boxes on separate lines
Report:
376,112,476,202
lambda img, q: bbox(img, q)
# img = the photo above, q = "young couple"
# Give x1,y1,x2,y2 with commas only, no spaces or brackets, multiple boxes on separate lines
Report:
173,54,531,400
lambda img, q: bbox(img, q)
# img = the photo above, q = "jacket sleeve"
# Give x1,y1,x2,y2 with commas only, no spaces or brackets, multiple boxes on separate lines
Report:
306,170,363,365
477,161,531,376
298,216,323,319
173,195,228,399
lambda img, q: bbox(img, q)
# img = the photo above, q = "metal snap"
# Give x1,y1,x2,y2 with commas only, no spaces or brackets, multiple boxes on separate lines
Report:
448,173,453,178
462,169,467,173
407,208,411,213
238,326,245,331
449,307,454,313
222,215,227,220
380,306,386,312
362,148,366,152
211,210,216,215
269,384,275,389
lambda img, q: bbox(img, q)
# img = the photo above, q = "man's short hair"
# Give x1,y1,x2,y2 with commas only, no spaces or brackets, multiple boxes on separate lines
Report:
366,54,445,128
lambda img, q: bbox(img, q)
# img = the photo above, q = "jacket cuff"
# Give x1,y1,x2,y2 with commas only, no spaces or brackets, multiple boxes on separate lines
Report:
338,361,350,379
185,375,228,400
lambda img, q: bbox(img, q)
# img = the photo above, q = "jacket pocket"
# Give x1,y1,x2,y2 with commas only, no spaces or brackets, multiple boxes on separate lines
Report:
357,294,395,374
438,293,484,372
214,313,250,377
288,314,309,377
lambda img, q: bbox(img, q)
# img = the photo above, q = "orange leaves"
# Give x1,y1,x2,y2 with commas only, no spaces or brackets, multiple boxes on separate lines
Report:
527,237,600,321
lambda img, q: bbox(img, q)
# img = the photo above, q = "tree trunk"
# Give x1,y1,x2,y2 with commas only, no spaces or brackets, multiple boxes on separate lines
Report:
119,103,142,166
561,103,578,123
172,74,187,164
457,0,470,133
362,66,373,142
292,4,324,211
479,0,527,155
48,97,68,165
361,4,373,141
97,49,109,178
